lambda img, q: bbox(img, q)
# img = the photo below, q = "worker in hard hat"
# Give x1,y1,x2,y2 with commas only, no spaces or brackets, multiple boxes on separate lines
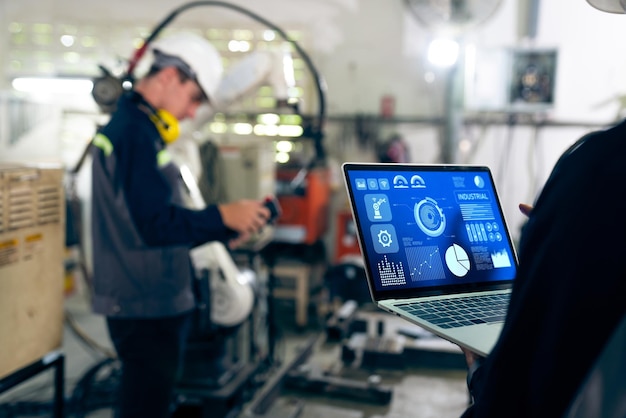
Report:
90,32,271,418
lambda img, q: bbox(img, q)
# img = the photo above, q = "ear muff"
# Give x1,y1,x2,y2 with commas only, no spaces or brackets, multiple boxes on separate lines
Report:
149,109,180,144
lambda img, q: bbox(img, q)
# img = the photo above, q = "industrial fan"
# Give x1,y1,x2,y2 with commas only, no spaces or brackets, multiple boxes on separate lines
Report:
404,0,503,34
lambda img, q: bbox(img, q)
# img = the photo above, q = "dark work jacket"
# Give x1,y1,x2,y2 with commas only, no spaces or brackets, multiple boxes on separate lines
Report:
91,92,234,318
564,313,626,418
463,119,626,417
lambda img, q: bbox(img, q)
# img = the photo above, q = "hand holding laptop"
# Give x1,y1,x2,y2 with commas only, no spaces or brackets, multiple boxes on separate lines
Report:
518,203,533,217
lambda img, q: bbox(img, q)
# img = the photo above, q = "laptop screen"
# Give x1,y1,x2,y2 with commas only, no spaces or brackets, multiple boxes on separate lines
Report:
343,163,518,301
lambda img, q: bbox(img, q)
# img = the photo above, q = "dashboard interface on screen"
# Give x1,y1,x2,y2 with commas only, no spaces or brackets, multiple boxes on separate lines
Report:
344,165,518,294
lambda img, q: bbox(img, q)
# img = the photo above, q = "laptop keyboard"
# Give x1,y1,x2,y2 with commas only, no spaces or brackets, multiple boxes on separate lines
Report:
395,293,510,329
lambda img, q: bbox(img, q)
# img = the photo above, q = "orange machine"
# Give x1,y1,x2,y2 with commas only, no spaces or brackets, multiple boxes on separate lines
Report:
334,209,362,262
274,166,330,245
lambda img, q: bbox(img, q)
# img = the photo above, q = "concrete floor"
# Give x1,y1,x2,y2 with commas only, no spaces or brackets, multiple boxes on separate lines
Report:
0,286,470,418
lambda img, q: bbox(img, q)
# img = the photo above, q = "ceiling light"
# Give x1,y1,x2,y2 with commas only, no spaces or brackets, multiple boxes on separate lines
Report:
427,39,460,68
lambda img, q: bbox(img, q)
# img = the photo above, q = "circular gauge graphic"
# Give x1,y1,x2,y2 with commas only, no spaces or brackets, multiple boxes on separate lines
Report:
393,175,409,187
445,243,471,277
410,175,426,188
414,197,446,237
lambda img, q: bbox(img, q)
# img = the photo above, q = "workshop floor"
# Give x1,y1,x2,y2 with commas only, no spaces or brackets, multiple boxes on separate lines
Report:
1,288,469,418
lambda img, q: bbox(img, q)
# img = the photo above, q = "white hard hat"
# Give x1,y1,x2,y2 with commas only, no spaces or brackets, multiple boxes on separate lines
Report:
586,0,626,13
151,32,224,102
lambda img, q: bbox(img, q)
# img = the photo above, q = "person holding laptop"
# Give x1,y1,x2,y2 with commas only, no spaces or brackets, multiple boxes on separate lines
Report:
460,2,626,416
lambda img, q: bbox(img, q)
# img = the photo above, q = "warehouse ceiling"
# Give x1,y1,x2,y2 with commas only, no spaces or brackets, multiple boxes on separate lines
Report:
3,0,359,54
4,0,358,27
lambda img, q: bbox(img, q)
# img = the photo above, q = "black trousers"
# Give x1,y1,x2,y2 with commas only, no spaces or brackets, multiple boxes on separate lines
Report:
106,312,192,418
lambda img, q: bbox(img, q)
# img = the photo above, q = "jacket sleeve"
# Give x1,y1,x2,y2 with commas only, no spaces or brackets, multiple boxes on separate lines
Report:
118,128,235,247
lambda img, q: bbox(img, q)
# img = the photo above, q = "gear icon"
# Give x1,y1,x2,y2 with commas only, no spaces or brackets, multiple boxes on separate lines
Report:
377,230,393,247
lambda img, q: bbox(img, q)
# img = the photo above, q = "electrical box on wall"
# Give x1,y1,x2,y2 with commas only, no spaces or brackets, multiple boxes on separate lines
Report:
464,47,558,113
0,164,65,379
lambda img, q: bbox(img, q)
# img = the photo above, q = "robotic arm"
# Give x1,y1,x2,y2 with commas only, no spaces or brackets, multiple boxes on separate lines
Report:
89,2,327,328
92,1,326,160
180,164,256,328
213,47,297,111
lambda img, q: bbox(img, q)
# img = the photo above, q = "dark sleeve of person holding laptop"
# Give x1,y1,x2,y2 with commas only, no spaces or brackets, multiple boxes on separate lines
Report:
460,7,626,411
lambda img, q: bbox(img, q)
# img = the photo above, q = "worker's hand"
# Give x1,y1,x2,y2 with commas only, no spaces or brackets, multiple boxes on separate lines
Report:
518,203,533,217
227,233,252,249
460,346,484,370
218,199,271,247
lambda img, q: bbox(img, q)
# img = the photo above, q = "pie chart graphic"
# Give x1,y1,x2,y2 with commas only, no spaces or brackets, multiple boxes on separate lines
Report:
445,243,471,277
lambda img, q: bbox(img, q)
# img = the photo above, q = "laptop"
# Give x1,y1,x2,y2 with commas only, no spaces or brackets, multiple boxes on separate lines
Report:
342,162,518,356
